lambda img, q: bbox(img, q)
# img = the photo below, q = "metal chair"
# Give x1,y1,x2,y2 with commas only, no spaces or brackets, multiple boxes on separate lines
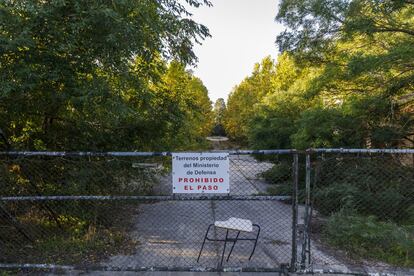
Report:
197,217,260,266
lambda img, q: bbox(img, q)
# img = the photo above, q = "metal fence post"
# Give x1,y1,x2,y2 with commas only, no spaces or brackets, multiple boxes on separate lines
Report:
290,152,299,271
301,152,311,269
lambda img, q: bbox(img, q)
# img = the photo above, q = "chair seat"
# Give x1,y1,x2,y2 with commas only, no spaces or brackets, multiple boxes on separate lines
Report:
198,219,260,265
214,217,253,232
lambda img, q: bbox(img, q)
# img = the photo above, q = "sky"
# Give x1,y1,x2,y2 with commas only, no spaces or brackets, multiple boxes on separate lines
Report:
187,0,284,104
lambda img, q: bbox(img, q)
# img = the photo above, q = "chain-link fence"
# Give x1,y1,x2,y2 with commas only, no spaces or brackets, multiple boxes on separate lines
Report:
0,150,298,273
301,149,414,275
2,149,413,274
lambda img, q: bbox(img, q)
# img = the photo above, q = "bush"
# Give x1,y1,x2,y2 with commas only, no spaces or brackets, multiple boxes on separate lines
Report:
313,182,360,216
0,156,159,196
324,212,414,267
314,156,414,223
262,161,308,202
261,162,292,183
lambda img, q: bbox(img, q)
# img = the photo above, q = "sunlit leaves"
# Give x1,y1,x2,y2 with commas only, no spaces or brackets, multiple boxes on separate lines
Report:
0,0,212,151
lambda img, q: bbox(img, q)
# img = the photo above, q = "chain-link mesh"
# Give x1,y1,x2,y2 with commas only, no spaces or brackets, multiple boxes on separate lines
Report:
303,150,414,274
0,151,297,272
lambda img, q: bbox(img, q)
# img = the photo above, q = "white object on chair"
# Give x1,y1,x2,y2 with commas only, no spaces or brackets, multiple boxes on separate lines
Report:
214,217,253,232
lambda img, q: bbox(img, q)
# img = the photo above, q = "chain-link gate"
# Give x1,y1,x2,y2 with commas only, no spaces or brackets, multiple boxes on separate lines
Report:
0,150,299,273
3,148,412,274
300,149,414,275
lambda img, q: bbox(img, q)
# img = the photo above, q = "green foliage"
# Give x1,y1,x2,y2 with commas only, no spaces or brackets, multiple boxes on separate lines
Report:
262,162,295,197
222,4,414,267
213,98,226,125
0,157,163,196
1,200,137,265
292,107,364,149
275,0,413,147
313,182,361,216
248,91,302,149
0,1,214,264
261,162,292,183
311,156,414,266
325,212,414,267
314,157,414,223
224,56,277,144
225,1,413,150
159,61,213,150
262,159,307,201
0,0,212,151
212,98,227,136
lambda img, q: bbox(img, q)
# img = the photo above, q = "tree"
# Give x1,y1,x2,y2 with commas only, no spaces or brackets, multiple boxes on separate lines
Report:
247,53,321,149
212,98,226,136
161,61,213,150
275,0,414,147
224,56,277,144
0,0,212,150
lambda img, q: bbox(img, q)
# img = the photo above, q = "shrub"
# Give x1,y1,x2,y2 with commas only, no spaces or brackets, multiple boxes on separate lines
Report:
314,156,414,223
261,162,292,183
313,182,360,216
324,212,414,267
262,161,308,202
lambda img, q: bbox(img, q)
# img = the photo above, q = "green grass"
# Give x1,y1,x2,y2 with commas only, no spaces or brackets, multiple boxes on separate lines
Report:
2,225,137,266
1,203,138,266
32,228,136,265
324,212,414,267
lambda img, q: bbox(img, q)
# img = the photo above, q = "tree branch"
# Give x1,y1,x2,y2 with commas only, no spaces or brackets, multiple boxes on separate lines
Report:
375,27,414,36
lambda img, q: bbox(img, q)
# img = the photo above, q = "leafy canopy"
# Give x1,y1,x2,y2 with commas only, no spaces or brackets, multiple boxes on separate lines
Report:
0,0,213,150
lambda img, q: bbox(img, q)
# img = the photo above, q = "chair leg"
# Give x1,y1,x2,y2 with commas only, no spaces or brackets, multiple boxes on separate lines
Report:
226,230,240,262
249,224,261,260
220,229,229,266
197,224,213,262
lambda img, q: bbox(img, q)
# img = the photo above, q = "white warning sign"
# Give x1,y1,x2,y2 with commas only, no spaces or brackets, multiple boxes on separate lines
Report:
172,152,230,194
